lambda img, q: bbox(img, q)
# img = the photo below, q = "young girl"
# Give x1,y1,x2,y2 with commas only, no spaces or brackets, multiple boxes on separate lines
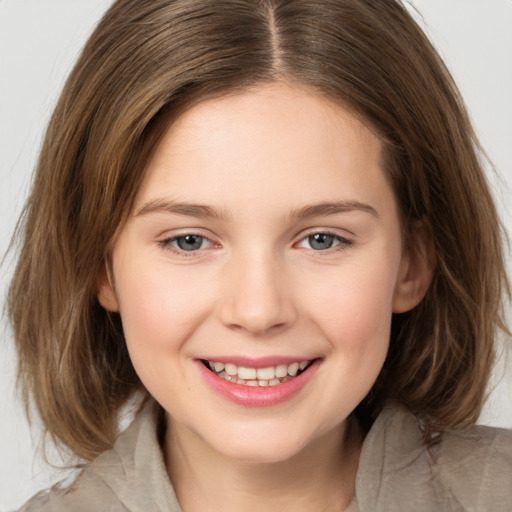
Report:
9,0,511,510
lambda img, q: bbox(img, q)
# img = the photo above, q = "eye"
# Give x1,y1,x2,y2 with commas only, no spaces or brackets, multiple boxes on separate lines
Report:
297,232,353,251
160,234,214,252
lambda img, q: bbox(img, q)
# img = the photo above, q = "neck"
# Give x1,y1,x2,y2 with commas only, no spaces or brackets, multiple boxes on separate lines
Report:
165,416,362,512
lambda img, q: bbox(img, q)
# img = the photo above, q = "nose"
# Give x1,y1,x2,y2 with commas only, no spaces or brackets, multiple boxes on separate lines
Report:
218,249,297,336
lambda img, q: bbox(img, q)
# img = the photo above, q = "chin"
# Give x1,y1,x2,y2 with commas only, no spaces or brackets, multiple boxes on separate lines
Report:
199,418,334,465
215,436,308,465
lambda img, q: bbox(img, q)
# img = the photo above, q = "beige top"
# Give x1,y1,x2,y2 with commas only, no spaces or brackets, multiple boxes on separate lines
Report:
20,399,512,511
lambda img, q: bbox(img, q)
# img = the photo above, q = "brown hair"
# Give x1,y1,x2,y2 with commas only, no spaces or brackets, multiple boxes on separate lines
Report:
8,0,510,460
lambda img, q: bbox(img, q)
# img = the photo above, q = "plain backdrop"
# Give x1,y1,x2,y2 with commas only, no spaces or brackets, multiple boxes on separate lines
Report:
1,1,511,510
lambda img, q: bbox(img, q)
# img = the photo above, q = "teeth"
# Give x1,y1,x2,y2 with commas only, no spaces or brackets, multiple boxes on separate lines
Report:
225,363,238,376
287,362,299,377
256,367,276,380
275,365,288,378
213,362,225,372
207,359,311,386
238,366,257,380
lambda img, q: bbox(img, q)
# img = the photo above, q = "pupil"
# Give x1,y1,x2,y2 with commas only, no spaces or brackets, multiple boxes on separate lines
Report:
177,235,202,251
309,233,334,250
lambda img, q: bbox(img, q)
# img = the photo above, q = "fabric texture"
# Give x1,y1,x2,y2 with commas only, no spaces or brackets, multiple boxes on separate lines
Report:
19,399,512,511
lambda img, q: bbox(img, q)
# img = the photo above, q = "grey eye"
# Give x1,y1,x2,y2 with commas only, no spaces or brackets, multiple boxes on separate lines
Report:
175,235,206,251
307,233,336,250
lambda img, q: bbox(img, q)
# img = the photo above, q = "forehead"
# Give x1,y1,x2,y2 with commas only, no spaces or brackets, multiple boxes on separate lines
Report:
134,82,392,218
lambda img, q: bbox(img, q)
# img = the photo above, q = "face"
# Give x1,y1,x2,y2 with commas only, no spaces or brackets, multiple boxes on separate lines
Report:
99,82,429,464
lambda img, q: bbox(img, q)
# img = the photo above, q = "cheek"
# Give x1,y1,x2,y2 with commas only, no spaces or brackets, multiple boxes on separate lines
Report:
304,256,399,357
115,261,215,360
114,263,219,406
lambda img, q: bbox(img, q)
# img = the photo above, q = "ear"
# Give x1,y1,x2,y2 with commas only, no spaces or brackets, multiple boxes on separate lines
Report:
97,262,120,312
393,220,436,313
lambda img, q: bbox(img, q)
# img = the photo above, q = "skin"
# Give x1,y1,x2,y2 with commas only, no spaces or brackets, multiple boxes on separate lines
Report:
98,82,432,511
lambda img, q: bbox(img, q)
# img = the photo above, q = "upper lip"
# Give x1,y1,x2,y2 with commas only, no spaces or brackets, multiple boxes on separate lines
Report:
198,356,318,368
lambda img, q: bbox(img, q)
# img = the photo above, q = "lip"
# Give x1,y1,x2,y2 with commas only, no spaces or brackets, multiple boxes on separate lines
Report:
196,358,321,407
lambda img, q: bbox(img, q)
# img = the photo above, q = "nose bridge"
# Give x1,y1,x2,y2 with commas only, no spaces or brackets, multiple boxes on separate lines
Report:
219,245,296,335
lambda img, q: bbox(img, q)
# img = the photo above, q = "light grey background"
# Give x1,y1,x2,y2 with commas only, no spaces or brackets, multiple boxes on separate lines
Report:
1,1,511,510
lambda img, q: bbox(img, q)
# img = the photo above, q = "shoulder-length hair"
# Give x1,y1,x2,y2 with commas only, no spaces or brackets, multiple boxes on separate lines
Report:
9,0,510,460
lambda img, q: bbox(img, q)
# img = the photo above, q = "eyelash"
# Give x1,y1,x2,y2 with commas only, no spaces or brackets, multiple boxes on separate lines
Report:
158,233,217,258
157,230,354,257
296,230,354,253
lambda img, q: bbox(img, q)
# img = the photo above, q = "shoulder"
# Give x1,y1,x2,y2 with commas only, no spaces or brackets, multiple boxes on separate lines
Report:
18,469,124,512
18,398,180,512
356,403,512,512
429,420,512,511
18,437,137,512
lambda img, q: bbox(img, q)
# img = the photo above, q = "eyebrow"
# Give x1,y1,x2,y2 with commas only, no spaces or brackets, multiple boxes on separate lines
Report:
136,199,227,219
289,201,379,220
135,199,378,220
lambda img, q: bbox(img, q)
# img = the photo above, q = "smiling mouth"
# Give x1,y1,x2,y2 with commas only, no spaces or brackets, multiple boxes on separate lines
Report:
201,359,315,387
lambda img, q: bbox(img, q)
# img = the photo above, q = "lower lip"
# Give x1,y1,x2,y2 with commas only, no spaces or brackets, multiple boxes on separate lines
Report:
196,359,320,407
